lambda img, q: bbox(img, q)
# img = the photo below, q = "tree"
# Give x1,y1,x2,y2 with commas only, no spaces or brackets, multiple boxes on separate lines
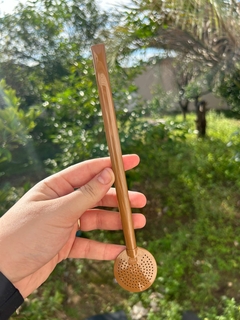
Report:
0,79,41,184
217,65,240,115
38,55,143,170
0,0,120,169
0,0,110,109
110,0,240,64
171,57,206,120
107,0,240,114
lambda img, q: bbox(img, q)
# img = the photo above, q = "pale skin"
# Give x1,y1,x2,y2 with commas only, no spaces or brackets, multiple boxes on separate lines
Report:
0,154,146,299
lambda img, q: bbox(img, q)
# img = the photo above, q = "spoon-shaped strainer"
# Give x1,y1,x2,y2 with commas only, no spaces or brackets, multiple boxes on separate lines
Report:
91,43,157,292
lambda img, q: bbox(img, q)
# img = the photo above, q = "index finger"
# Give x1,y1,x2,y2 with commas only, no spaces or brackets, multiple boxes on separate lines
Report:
43,154,140,197
97,188,147,208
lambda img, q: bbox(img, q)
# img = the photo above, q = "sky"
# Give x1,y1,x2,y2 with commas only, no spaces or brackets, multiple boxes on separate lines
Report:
0,0,129,14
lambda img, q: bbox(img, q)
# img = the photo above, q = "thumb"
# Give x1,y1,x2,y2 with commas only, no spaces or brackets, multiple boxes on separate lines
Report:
58,167,115,223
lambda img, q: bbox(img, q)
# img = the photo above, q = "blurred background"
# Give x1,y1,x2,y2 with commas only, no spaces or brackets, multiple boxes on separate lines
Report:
0,0,240,319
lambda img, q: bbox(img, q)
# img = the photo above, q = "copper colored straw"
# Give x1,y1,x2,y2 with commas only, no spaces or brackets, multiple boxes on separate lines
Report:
91,43,137,258
91,43,157,292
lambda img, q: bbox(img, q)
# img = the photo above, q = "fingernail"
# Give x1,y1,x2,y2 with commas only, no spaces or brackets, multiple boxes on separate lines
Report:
97,168,113,185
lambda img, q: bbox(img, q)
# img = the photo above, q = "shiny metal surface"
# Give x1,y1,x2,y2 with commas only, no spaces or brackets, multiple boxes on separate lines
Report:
91,43,157,292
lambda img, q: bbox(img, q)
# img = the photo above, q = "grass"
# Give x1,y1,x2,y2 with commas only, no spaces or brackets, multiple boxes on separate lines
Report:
8,110,240,319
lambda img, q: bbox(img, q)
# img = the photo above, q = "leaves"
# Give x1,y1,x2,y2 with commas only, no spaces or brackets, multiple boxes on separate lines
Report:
0,80,40,149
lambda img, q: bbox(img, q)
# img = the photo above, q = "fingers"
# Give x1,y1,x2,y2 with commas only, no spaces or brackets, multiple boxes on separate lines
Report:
41,154,140,198
68,237,126,260
79,210,146,231
97,188,147,208
55,168,115,224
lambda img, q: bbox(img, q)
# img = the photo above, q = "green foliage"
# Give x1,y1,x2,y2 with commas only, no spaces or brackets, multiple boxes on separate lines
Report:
127,111,240,319
0,0,110,109
40,58,104,169
0,184,26,217
217,67,240,114
147,299,182,320
14,264,66,320
0,0,108,63
1,1,240,319
0,80,41,164
0,0,144,173
184,78,207,100
202,297,240,320
147,85,178,117
4,107,240,320
38,57,142,171
108,0,240,116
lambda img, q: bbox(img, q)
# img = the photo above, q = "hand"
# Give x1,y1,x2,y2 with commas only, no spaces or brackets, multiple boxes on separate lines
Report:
0,155,146,298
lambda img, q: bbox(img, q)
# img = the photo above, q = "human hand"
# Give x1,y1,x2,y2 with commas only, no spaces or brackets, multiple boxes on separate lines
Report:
0,155,146,298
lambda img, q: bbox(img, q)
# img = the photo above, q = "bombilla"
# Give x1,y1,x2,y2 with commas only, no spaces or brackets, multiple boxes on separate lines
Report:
91,43,157,292
91,43,137,258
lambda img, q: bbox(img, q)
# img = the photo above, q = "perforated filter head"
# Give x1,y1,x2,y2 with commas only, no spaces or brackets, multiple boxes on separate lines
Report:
114,247,157,292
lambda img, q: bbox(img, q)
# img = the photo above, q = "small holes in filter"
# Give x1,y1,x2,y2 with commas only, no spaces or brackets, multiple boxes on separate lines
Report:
114,248,157,292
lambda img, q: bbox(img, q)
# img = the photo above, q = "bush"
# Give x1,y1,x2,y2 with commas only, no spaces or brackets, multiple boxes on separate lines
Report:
7,111,240,319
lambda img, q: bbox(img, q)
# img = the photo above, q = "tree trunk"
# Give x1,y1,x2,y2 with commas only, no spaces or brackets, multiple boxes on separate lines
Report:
179,100,189,121
196,100,207,137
